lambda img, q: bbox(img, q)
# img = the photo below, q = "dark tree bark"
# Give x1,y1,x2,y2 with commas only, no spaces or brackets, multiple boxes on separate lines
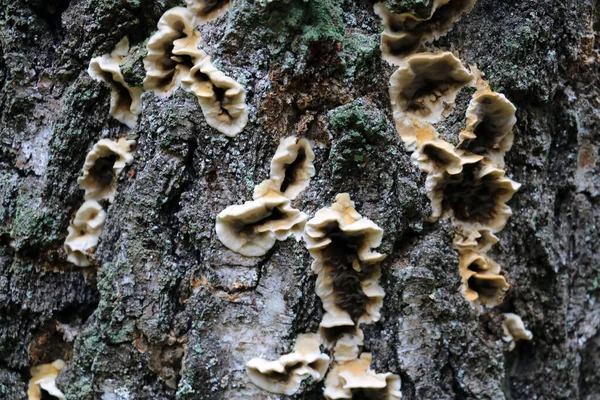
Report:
0,0,599,399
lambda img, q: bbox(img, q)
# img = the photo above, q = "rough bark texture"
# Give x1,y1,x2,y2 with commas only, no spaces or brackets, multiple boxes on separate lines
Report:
0,0,599,399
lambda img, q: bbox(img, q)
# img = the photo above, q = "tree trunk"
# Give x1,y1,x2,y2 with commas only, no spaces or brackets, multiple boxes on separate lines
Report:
1,0,599,399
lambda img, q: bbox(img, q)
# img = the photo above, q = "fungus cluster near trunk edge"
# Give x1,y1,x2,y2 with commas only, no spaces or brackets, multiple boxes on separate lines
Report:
215,137,315,256
375,0,477,64
88,37,142,129
27,360,66,400
64,138,135,267
385,28,520,308
245,333,330,395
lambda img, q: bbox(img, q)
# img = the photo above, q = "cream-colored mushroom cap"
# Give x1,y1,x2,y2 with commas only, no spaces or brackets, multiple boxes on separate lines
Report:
27,359,66,400
246,333,330,395
77,138,136,203
215,192,306,257
502,313,533,350
266,136,316,200
88,37,142,128
64,200,107,267
389,51,474,124
143,7,200,96
184,57,248,137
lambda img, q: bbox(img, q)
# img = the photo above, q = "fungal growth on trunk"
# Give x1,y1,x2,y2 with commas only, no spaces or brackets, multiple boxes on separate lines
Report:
77,138,136,203
457,86,518,167
324,353,402,400
215,137,313,256
389,52,474,129
502,313,533,351
215,189,307,257
458,250,508,306
386,34,520,308
143,7,203,96
88,37,143,129
427,161,521,228
185,0,232,23
245,333,330,395
182,57,248,137
374,0,477,64
64,200,107,267
27,359,66,400
261,136,316,200
303,193,386,344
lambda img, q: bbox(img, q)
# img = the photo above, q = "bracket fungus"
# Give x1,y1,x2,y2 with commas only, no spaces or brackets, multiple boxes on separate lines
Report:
88,37,143,129
502,313,533,351
457,89,517,166
64,200,107,267
246,333,330,395
144,7,204,96
215,190,307,257
261,136,316,200
458,249,508,307
375,0,477,64
304,193,386,344
185,0,232,23
27,359,66,400
77,138,136,203
389,52,474,130
182,56,248,137
428,161,521,230
324,353,402,400
215,137,313,256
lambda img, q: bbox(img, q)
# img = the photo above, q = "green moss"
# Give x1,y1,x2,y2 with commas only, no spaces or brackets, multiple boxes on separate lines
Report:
328,99,389,179
10,188,62,250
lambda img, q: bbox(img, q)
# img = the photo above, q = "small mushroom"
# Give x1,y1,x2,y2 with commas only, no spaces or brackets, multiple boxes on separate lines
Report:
88,37,142,128
143,7,204,96
502,313,533,351
64,200,106,267
374,0,477,64
458,250,509,307
185,0,232,23
458,89,517,166
77,138,136,203
246,333,330,395
324,353,402,400
304,194,386,345
27,360,66,400
215,190,306,257
263,137,316,200
182,57,248,137
389,51,474,125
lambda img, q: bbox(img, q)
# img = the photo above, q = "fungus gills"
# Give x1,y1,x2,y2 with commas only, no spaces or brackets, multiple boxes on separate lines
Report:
375,0,477,64
246,333,330,395
215,137,314,256
27,360,66,400
88,37,142,128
